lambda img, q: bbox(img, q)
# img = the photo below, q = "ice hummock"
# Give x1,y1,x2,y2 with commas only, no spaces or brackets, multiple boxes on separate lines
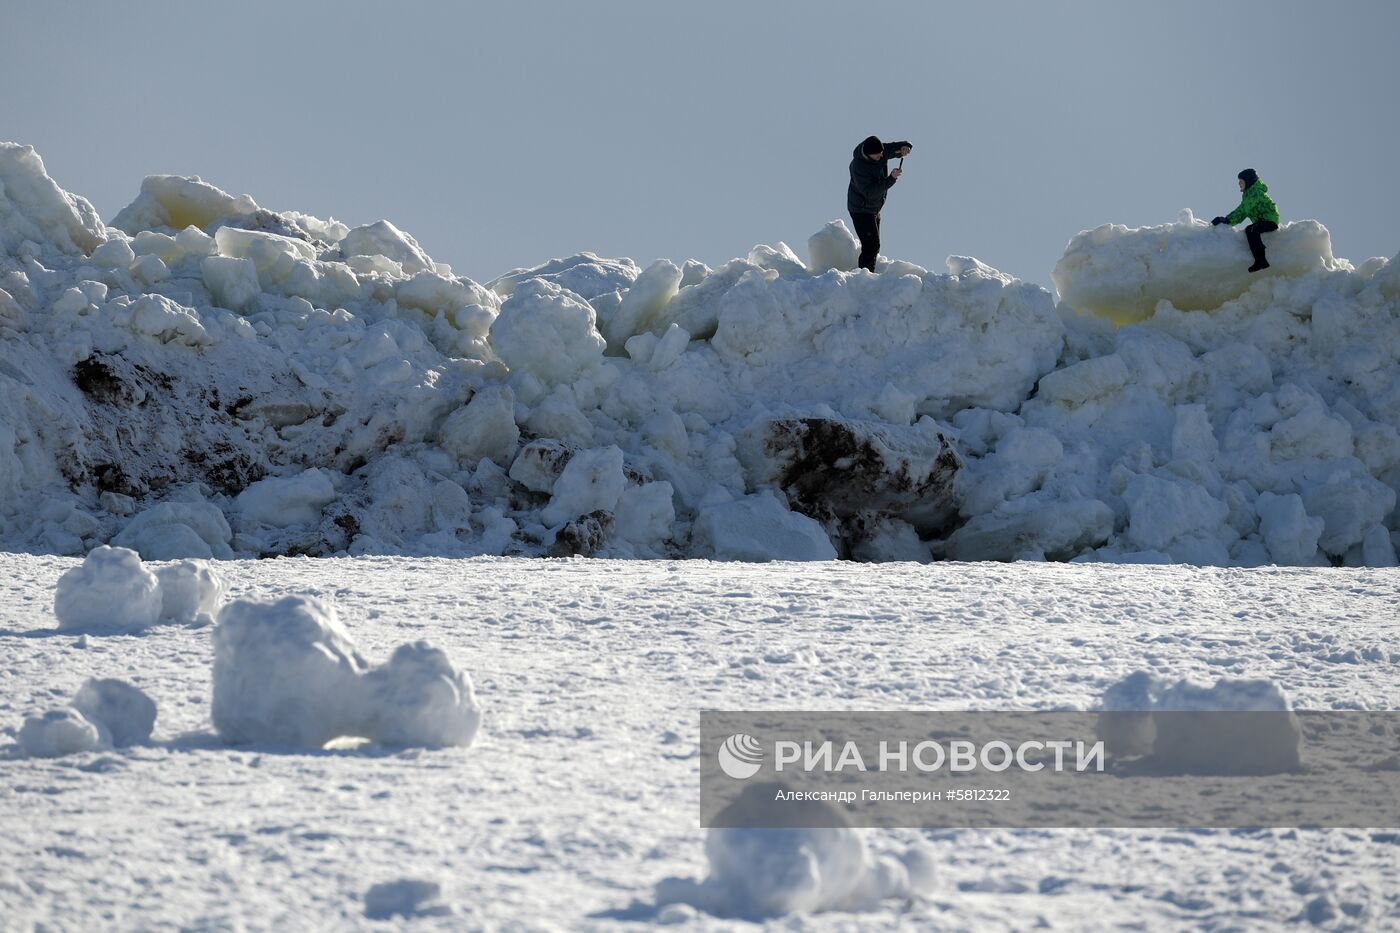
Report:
1,141,1397,566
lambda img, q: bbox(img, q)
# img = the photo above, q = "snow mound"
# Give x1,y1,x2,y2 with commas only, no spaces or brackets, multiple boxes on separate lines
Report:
154,559,226,623
1053,212,1346,324
211,595,481,749
655,783,933,919
53,546,162,631
1096,672,1302,775
18,708,106,758
112,501,234,560
694,493,837,562
359,643,483,747
17,677,156,757
72,678,157,746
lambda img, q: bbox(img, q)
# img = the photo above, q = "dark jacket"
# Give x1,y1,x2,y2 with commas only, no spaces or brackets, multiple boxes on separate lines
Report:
847,140,911,214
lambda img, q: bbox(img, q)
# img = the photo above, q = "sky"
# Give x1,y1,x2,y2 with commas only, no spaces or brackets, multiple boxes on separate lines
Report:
5,1,1397,291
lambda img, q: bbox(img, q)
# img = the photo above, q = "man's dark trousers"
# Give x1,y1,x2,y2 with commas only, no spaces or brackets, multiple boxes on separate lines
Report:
851,212,881,272
1246,220,1278,263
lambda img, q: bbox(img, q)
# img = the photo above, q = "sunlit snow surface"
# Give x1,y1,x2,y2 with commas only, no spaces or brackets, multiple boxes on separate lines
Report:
3,553,1398,929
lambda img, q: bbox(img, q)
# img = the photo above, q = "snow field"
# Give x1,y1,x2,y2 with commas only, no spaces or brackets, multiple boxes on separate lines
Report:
4,554,1400,928
2,143,1398,567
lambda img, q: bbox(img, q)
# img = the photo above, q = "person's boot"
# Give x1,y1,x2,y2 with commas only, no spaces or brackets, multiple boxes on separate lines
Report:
1248,259,1270,273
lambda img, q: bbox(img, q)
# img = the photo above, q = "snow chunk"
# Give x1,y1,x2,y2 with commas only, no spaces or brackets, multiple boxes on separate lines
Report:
1053,215,1344,323
359,643,483,748
236,469,337,528
54,546,162,631
614,481,676,548
18,708,105,758
491,280,606,387
113,501,234,560
807,219,859,273
339,220,433,274
112,174,257,234
604,259,682,350
1255,492,1323,565
72,678,156,746
1297,461,1396,557
694,493,837,562
946,498,1114,561
1036,354,1130,407
1154,677,1302,775
125,294,211,347
0,143,106,255
439,385,519,468
202,255,261,312
1097,673,1302,775
487,252,640,300
509,439,574,494
90,237,135,269
747,242,807,277
212,596,365,746
523,392,594,443
213,226,317,285
393,270,496,318
656,784,930,919
1122,474,1228,554
155,560,226,623
212,595,482,749
542,446,626,527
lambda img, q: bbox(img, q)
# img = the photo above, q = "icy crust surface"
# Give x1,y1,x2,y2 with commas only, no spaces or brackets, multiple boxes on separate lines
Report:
2,142,1399,566
4,554,1400,928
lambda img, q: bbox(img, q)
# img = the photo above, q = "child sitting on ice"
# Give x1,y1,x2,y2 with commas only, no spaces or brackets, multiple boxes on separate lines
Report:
1211,168,1280,273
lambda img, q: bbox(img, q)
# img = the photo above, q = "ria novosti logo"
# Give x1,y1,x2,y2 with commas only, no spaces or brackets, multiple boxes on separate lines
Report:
717,733,764,779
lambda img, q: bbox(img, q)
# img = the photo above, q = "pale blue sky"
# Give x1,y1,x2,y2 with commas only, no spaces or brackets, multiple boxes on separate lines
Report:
7,1,1397,290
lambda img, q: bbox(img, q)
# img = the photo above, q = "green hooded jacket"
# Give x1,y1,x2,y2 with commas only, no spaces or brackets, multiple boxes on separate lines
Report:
1225,180,1280,226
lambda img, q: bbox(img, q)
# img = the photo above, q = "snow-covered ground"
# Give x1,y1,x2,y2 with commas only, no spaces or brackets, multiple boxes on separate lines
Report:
4,142,1400,568
4,552,1398,929
4,136,1400,930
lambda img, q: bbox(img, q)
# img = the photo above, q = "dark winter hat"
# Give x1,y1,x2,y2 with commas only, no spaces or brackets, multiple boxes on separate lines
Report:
1238,168,1259,187
862,135,884,157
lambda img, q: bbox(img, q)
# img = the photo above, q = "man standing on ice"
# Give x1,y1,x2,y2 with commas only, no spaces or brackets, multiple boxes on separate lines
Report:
1211,168,1280,272
848,135,913,272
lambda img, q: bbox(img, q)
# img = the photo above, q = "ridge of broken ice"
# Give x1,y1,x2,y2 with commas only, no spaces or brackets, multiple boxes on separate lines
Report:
2,142,1398,567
